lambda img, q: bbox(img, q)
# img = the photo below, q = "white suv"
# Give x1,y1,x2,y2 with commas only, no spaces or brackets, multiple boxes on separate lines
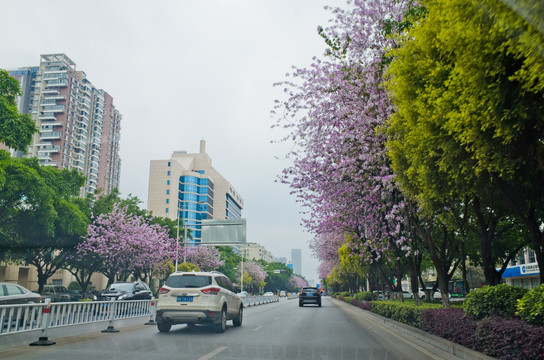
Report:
156,271,243,333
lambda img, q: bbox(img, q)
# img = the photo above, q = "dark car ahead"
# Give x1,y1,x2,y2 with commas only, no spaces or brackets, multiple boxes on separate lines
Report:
299,286,321,307
94,281,152,301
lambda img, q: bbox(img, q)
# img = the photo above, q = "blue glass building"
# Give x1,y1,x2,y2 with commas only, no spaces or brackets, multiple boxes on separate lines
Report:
148,140,244,245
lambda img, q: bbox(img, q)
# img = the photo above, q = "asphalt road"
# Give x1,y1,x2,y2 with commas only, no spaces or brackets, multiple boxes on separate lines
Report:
1,297,470,360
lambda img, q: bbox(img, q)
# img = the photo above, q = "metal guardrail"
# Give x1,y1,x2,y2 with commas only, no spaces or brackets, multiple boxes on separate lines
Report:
1,294,279,339
0,299,153,337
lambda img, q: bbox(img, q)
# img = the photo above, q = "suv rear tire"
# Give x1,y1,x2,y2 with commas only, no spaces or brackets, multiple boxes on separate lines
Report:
233,306,243,327
214,308,227,333
157,322,172,333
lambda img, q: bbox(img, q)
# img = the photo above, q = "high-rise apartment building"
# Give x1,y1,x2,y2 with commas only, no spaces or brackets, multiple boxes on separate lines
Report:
7,54,121,196
291,249,302,276
148,140,243,244
240,242,275,263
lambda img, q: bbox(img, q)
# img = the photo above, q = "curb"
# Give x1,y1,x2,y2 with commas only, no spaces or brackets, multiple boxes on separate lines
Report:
331,298,495,360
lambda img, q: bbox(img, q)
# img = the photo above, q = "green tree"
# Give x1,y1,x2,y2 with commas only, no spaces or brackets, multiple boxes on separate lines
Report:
0,69,37,152
386,0,544,282
0,153,56,259
6,162,88,293
216,246,242,282
263,262,293,292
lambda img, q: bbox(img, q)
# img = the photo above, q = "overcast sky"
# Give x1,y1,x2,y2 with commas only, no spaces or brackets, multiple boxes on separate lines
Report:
2,0,344,283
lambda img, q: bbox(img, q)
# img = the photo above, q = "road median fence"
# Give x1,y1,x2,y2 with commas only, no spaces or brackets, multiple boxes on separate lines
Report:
1,294,279,345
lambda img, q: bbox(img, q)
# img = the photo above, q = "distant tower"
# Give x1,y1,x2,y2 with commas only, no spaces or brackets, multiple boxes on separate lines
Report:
291,249,302,276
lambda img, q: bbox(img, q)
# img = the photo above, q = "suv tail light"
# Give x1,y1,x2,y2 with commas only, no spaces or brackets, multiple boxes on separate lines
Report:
201,287,221,295
159,287,170,295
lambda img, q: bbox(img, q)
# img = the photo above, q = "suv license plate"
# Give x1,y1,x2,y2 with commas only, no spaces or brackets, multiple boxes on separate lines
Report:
177,296,193,302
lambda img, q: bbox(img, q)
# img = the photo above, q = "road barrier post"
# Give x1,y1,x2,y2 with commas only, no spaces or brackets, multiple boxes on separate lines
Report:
101,300,119,333
144,299,156,325
29,298,56,346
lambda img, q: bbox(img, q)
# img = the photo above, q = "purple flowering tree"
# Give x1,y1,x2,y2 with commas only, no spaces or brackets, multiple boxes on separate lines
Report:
180,245,224,272
236,261,266,293
273,0,423,290
289,275,307,292
77,203,175,287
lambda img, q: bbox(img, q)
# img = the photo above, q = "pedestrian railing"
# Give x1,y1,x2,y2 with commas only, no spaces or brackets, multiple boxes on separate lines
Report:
0,298,153,337
1,294,278,341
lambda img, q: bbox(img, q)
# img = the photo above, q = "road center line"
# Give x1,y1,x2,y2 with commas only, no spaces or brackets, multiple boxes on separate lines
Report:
254,325,264,331
198,346,228,360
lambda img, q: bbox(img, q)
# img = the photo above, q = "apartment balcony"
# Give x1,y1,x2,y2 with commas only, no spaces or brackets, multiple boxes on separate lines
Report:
72,162,85,172
41,89,59,95
40,131,62,140
40,121,62,128
42,105,65,114
44,95,66,101
39,160,59,168
38,114,57,121
38,145,61,153
37,153,52,161
43,68,67,74
45,79,68,88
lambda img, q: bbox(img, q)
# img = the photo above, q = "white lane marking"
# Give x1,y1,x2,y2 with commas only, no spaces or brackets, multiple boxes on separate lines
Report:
198,346,228,360
254,325,264,331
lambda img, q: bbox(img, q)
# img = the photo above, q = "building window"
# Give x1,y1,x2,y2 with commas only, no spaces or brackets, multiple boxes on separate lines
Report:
528,250,536,263
167,180,170,185
168,171,171,176
518,251,526,265
166,199,169,204
166,190,170,195
168,161,171,166
166,208,169,213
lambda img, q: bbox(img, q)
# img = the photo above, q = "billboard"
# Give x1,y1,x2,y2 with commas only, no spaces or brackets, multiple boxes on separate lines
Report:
200,218,247,246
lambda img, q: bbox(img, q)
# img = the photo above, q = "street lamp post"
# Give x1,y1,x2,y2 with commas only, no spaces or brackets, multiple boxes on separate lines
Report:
183,219,188,263
175,207,180,271
240,251,244,292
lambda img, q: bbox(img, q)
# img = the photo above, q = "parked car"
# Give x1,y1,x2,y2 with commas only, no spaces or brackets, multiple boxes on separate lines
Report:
236,291,249,298
416,288,450,300
299,286,321,307
155,271,243,333
263,291,274,296
279,290,286,297
42,285,71,302
0,282,42,305
69,289,82,301
372,290,390,300
94,281,152,301
0,282,42,327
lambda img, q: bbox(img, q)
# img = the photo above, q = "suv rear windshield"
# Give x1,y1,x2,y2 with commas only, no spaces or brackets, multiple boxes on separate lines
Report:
166,275,211,288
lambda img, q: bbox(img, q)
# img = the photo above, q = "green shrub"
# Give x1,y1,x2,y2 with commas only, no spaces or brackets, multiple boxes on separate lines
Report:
463,284,527,320
68,281,81,290
516,284,544,326
340,291,350,297
369,301,440,328
354,291,373,301
344,296,353,304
